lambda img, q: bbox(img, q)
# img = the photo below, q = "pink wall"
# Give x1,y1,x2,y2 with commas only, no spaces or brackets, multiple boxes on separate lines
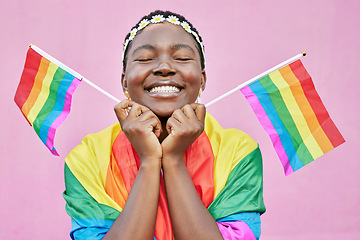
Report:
1,0,359,239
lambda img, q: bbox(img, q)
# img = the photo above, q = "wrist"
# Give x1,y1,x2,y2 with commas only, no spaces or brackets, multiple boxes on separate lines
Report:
162,154,185,170
139,157,162,171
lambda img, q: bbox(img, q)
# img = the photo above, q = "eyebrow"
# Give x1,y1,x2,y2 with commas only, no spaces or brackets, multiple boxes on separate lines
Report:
171,44,195,53
132,44,156,55
132,43,196,55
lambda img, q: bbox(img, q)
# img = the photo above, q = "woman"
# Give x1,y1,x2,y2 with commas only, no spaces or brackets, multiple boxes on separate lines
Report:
64,10,265,240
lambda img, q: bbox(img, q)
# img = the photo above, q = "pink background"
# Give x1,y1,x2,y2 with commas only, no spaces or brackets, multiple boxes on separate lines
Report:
1,0,359,239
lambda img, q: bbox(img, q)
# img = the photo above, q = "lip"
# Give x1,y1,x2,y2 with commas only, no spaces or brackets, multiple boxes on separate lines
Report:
145,80,184,90
147,86,183,98
145,80,184,97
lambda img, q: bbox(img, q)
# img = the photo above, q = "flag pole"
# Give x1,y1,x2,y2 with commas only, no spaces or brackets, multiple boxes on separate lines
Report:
81,77,120,102
205,52,307,108
29,44,121,103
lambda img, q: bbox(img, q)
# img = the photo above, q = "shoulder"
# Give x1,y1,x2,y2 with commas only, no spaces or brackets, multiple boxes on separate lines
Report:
205,113,262,197
64,123,123,212
204,113,259,160
205,113,265,215
65,123,121,186
66,123,121,162
77,123,121,151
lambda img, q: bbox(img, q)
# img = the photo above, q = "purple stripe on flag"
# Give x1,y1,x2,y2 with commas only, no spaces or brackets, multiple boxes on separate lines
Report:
241,86,294,175
50,148,60,156
45,77,81,151
217,221,256,240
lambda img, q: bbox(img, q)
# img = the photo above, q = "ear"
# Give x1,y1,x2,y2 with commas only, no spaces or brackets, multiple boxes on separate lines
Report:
200,70,207,91
121,73,128,92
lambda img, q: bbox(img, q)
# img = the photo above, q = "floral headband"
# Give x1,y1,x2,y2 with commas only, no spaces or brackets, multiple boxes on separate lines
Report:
122,14,205,66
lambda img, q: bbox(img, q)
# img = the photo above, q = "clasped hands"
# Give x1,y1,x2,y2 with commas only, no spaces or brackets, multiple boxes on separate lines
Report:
114,99,206,167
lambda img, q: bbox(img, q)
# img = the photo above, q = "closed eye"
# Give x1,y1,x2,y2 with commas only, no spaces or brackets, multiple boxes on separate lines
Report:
175,58,192,61
135,58,153,62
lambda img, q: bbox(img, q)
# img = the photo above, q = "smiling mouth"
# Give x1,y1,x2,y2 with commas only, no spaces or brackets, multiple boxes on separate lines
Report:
148,85,181,93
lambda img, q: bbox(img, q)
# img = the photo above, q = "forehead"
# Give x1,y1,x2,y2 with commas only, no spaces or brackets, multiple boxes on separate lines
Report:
129,22,197,51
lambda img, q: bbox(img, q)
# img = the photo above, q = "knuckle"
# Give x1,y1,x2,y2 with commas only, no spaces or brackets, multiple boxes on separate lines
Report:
175,108,183,114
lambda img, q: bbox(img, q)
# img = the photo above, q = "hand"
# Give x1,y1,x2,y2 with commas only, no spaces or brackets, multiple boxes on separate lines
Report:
161,103,206,161
114,100,163,164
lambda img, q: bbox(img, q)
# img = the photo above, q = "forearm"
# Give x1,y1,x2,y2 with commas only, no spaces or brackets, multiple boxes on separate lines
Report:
162,157,223,240
104,160,161,240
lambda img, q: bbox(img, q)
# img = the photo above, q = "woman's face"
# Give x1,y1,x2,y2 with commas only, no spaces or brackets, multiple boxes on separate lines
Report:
122,22,206,118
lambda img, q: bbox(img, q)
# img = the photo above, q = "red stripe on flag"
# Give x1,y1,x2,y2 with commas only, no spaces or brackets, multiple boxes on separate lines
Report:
14,48,42,123
320,118,345,148
111,131,173,239
185,131,214,208
289,60,345,148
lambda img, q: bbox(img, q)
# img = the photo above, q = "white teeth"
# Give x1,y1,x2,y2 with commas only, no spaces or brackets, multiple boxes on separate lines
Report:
149,86,180,93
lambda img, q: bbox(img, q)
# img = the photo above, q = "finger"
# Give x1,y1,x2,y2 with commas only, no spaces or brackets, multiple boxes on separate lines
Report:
181,104,198,120
143,117,162,138
170,109,187,124
114,99,135,124
135,109,157,122
136,111,162,137
191,103,206,123
127,103,151,119
166,117,182,135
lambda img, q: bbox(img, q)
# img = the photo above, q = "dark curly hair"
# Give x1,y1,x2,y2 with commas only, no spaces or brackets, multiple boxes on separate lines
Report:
122,10,205,72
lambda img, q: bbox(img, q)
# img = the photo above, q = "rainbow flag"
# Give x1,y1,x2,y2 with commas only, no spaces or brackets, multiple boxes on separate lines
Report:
241,59,345,175
64,114,266,239
14,46,81,155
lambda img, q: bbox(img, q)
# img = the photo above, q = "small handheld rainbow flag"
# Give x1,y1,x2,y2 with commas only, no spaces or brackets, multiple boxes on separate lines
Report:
14,45,82,155
15,45,120,156
206,53,345,175
240,59,345,175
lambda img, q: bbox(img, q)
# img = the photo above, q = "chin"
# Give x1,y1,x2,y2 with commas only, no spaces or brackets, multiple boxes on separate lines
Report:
140,98,196,118
151,107,176,118
149,102,188,118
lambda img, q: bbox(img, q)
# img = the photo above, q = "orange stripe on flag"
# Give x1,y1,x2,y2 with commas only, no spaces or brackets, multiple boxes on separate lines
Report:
105,153,128,210
21,57,50,118
279,66,334,154
289,60,345,148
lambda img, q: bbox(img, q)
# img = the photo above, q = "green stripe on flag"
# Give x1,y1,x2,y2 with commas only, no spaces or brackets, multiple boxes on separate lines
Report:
33,67,66,137
63,163,120,221
208,147,266,220
259,75,314,164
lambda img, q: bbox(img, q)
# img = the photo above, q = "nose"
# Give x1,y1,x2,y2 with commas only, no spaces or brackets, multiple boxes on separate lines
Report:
153,60,176,77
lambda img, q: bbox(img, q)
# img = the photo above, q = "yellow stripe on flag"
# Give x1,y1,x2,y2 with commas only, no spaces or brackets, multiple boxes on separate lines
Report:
27,62,58,124
21,57,50,118
66,123,123,212
204,113,258,198
269,70,324,159
279,66,334,154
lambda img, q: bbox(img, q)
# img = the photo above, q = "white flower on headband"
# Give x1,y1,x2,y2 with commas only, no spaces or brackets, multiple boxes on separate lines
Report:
181,21,192,33
122,15,206,67
166,15,180,25
129,28,138,40
122,39,130,60
123,39,129,49
151,15,165,23
138,19,150,30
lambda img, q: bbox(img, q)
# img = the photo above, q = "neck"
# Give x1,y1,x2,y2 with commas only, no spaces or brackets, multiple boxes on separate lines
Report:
158,117,170,143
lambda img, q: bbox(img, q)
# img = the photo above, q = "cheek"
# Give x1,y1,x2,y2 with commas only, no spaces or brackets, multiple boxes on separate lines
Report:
182,67,203,100
125,66,150,87
182,66,203,85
